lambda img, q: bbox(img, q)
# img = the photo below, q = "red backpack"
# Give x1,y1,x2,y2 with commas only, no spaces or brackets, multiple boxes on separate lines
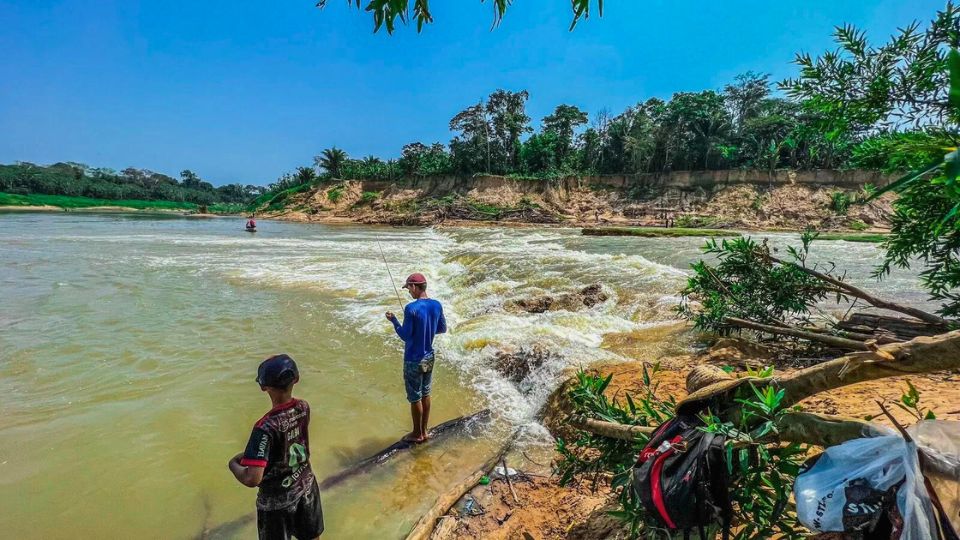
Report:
632,414,733,539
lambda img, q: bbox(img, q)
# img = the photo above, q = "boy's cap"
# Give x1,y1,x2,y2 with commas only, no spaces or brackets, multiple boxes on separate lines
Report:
402,273,427,289
256,354,299,388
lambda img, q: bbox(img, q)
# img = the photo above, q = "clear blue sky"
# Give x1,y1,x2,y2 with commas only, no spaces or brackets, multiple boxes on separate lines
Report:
0,1,944,186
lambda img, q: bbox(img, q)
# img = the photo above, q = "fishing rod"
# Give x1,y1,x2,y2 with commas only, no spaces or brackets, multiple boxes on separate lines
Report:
375,234,405,311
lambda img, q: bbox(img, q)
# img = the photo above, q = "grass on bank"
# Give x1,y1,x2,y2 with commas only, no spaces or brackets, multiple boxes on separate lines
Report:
583,226,741,238
815,232,887,243
0,192,246,214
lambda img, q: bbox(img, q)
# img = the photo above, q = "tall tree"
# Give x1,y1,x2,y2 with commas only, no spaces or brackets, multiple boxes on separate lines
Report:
724,71,772,129
542,104,589,167
314,147,348,178
180,169,205,189
449,101,493,173
486,89,531,172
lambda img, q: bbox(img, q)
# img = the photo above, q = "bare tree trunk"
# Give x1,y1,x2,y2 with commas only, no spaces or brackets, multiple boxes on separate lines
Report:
767,255,950,327
724,317,869,350
776,330,960,408
568,411,888,448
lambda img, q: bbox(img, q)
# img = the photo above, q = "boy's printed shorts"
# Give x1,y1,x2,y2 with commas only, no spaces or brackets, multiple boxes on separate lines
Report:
403,356,433,403
257,479,324,540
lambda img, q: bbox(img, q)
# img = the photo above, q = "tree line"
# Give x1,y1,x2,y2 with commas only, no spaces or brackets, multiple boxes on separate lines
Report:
263,4,954,197
0,162,264,205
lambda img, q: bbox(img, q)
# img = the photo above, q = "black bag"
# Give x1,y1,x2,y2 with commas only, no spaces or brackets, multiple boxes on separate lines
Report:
631,414,733,539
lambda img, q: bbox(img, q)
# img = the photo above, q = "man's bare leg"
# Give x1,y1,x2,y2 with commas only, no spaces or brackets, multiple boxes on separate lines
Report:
404,400,424,442
420,395,431,440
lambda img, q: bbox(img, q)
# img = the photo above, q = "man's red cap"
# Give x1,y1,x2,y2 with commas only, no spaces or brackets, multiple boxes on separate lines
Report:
402,272,427,288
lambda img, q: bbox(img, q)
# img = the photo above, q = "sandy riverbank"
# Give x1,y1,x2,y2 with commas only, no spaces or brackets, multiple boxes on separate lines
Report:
432,327,960,539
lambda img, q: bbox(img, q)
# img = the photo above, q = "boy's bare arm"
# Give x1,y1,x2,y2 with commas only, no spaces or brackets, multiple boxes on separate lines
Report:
228,452,265,488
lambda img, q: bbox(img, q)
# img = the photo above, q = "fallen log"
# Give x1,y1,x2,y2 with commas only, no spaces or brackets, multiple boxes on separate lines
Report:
405,438,514,540
320,409,492,490
569,410,889,448
776,330,960,408
724,317,869,351
838,312,947,341
568,415,654,440
767,254,950,327
569,331,960,447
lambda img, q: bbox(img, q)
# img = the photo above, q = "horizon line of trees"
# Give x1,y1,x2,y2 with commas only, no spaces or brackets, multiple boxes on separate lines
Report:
0,162,264,205
264,5,955,198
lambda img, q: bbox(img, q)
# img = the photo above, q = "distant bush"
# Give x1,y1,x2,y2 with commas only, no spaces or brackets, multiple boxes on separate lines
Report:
676,214,721,228
830,191,851,214
327,185,345,203
0,162,259,206
849,219,868,231
357,191,380,205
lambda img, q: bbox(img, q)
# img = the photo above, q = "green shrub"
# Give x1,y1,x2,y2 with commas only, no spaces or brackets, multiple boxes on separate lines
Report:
849,219,868,231
675,214,720,228
359,191,380,205
829,191,851,214
327,186,344,203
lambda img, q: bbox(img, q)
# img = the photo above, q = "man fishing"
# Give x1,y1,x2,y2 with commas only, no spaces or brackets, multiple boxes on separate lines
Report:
385,272,447,443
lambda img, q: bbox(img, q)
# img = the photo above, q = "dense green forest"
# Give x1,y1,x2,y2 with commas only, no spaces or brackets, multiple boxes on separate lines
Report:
261,4,954,201
0,162,263,207
5,3,954,217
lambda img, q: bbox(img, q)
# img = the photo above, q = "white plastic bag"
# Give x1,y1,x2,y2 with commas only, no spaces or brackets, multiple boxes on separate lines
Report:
794,435,937,540
910,420,960,533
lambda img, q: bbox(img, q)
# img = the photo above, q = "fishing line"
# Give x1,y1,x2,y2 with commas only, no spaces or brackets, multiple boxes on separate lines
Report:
375,233,405,311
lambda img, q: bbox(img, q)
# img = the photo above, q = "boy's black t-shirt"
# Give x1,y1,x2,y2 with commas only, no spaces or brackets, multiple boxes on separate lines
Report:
241,398,316,511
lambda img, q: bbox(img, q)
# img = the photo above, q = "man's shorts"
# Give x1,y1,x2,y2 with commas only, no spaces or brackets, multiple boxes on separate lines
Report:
257,480,324,540
403,356,433,403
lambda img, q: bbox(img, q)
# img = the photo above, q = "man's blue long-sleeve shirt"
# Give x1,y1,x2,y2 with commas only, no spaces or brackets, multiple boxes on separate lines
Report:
391,298,446,363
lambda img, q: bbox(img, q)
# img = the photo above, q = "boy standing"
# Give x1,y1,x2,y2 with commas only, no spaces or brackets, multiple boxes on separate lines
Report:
228,354,324,540
385,272,447,443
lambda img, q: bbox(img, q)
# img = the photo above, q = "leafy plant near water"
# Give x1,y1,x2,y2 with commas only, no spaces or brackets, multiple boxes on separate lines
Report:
358,191,380,205
557,368,807,539
848,219,868,231
555,365,674,537
677,231,836,334
700,383,807,539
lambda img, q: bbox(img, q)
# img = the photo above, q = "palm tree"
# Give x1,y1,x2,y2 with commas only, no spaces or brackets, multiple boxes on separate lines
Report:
314,147,348,178
294,166,317,184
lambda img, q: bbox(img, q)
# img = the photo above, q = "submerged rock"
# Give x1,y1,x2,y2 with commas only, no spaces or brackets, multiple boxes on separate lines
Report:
510,283,609,314
492,344,557,382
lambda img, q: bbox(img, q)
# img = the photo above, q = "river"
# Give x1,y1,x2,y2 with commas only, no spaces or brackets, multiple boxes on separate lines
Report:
0,212,928,539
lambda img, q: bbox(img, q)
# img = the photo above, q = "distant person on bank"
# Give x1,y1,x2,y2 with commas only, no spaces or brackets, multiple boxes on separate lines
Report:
228,354,324,540
385,273,447,443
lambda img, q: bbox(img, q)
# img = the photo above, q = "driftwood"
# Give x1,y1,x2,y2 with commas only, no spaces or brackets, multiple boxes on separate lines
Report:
320,409,492,490
406,440,513,540
569,411,889,448
776,330,960,408
838,312,947,341
568,331,960,448
768,255,950,327
724,317,869,351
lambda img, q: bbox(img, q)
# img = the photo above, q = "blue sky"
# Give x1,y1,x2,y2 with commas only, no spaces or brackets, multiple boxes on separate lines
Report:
0,1,944,186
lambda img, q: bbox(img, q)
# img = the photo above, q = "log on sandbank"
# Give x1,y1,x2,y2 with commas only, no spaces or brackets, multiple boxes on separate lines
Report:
405,439,514,540
566,331,960,448
320,409,492,490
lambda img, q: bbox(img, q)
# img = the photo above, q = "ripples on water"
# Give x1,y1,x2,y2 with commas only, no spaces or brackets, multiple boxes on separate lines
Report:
0,213,928,539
